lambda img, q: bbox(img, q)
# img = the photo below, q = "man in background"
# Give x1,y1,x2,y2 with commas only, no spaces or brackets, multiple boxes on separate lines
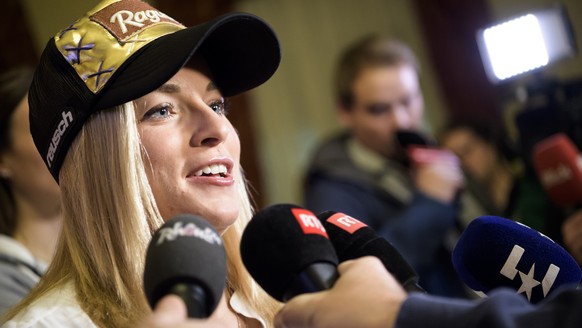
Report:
303,34,477,298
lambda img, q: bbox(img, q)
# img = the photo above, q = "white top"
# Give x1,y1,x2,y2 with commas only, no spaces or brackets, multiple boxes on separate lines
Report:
3,281,266,327
2,283,94,328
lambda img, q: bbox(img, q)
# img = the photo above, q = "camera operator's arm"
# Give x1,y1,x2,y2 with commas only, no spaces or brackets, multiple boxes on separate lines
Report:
275,257,582,328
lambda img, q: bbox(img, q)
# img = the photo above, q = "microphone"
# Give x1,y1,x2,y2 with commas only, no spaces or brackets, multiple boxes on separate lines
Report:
532,132,582,210
452,215,582,303
317,210,425,293
143,214,226,318
240,203,339,302
395,129,458,167
395,129,435,148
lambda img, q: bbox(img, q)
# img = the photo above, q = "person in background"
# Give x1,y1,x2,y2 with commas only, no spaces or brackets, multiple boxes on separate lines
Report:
439,120,563,242
0,67,62,315
439,120,520,217
3,0,282,326
303,34,471,298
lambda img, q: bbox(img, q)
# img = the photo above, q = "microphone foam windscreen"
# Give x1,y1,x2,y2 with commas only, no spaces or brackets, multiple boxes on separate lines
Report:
144,214,226,314
532,133,582,207
452,215,582,303
317,211,419,287
396,130,432,148
240,203,338,302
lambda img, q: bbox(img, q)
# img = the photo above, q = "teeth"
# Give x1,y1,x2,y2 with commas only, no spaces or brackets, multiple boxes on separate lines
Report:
194,164,228,176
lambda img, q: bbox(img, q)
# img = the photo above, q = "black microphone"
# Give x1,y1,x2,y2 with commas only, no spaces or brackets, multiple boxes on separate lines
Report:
395,129,435,148
452,215,582,303
395,129,458,167
240,203,339,302
395,130,433,167
143,214,226,318
317,210,425,293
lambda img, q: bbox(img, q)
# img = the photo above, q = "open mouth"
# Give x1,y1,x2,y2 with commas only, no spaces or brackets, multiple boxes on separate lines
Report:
192,164,229,178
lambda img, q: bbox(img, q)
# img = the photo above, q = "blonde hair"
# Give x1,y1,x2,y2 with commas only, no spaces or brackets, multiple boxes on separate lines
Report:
5,102,281,326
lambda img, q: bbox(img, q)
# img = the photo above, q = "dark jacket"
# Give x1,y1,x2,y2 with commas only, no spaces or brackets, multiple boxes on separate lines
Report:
303,132,470,298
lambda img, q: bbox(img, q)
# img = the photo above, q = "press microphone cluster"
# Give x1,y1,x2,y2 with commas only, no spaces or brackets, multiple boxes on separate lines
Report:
240,203,425,302
452,215,582,303
143,214,227,318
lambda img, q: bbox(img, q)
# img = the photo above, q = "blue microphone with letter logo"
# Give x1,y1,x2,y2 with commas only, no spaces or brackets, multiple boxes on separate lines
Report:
452,215,581,303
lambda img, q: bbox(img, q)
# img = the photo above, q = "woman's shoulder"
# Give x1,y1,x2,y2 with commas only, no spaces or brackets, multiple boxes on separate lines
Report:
3,282,96,328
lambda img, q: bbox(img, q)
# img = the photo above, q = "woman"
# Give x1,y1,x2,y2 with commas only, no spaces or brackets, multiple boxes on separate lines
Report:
439,120,518,217
0,67,62,315
4,0,282,326
439,120,561,238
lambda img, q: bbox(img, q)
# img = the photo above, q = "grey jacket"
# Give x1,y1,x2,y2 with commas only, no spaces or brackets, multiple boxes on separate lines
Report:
0,235,46,316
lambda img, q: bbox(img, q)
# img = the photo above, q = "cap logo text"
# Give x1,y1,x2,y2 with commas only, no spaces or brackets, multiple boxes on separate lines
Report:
90,0,182,42
110,9,174,34
47,110,74,168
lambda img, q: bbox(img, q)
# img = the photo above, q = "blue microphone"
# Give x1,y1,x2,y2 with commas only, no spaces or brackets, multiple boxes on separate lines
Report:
452,215,581,303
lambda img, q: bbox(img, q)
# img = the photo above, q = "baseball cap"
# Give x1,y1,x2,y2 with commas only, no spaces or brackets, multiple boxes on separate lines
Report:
29,0,281,181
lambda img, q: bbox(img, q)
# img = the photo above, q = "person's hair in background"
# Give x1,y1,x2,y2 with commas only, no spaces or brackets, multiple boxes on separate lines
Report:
4,0,281,326
335,33,421,110
0,66,62,315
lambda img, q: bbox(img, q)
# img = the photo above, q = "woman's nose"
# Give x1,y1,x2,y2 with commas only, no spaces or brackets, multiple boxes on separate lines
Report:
189,106,231,147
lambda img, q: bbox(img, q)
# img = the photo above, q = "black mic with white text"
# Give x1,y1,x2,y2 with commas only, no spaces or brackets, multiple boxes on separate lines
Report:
143,214,227,318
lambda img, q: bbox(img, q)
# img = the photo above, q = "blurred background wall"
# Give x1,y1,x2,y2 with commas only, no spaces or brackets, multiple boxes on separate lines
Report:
3,0,581,208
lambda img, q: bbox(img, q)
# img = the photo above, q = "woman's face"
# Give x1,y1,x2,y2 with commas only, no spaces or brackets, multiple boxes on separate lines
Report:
135,61,241,234
441,127,497,182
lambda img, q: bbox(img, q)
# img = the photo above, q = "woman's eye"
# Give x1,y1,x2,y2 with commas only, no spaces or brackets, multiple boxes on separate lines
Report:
142,103,173,120
209,98,231,116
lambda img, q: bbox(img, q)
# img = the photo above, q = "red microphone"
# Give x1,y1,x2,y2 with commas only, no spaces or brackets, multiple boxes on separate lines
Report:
532,133,582,209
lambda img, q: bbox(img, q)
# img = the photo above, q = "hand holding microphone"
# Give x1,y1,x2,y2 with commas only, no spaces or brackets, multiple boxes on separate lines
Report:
274,257,406,328
397,130,464,204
